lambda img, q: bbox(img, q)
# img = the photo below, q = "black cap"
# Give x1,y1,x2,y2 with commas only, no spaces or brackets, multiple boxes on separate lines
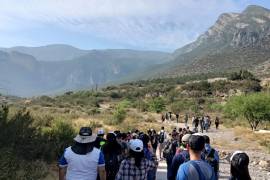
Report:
79,127,92,136
188,135,205,151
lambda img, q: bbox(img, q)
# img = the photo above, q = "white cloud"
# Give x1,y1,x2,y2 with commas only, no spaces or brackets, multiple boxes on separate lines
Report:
0,0,254,50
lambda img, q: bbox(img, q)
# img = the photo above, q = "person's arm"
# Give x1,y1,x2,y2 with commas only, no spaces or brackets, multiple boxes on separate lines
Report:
98,166,106,180
59,167,67,180
98,151,106,180
58,150,68,180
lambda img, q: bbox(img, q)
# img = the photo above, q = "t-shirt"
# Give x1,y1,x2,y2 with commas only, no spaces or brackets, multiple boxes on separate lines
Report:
176,160,216,180
58,147,105,180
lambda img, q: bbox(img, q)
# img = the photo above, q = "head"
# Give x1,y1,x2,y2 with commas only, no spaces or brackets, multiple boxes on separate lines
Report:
203,135,210,144
139,133,150,147
188,135,205,155
97,129,105,138
129,139,144,167
230,151,251,180
181,134,192,148
178,128,182,133
72,127,97,155
161,126,165,130
106,132,117,143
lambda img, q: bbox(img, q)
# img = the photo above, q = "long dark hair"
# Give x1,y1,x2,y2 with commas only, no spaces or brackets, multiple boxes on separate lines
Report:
129,149,144,167
230,153,251,180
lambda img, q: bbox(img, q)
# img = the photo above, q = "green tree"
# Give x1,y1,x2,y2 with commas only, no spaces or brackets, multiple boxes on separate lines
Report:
224,93,270,130
148,97,166,113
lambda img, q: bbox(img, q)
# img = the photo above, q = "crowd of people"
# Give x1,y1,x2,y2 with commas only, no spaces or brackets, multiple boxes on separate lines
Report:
161,113,220,133
58,125,251,180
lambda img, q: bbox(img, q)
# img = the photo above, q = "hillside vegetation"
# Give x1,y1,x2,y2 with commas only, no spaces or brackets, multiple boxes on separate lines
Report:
1,70,269,179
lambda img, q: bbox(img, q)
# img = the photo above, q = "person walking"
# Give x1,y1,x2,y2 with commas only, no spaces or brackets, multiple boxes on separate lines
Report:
202,135,219,179
175,113,179,124
102,132,123,180
199,116,204,133
163,131,179,180
58,127,106,180
115,139,158,180
176,135,216,180
230,151,251,180
215,117,220,130
169,134,191,180
184,114,188,127
158,126,167,160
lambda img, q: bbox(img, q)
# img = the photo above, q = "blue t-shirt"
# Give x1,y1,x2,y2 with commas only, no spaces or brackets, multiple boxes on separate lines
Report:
176,160,216,180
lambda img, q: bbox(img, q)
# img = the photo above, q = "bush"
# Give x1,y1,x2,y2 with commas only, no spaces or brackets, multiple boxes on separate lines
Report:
224,93,270,130
148,97,166,113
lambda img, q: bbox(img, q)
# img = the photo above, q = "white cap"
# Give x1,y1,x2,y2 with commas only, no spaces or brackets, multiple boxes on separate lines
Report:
193,133,203,136
182,134,192,142
97,129,105,135
129,139,143,152
230,151,244,161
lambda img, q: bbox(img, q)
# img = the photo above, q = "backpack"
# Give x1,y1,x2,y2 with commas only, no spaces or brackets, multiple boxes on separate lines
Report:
159,132,165,143
205,149,219,175
163,141,173,159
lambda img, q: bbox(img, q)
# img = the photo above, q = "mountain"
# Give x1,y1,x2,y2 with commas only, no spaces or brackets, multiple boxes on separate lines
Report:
0,48,169,96
1,44,88,61
148,5,270,78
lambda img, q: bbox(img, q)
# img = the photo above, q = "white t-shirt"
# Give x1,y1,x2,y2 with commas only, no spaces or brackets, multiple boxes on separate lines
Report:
59,147,105,180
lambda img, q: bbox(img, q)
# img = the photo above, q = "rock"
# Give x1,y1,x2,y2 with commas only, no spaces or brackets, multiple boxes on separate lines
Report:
258,160,270,170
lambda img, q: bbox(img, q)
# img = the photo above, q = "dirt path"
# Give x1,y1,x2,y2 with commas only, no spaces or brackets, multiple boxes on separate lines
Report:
156,122,270,180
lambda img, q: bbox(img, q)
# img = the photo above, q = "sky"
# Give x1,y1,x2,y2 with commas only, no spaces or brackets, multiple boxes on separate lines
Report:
0,0,269,52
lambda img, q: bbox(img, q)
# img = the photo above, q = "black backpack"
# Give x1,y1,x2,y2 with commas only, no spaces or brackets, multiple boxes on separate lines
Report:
159,132,165,143
205,149,219,175
163,142,173,159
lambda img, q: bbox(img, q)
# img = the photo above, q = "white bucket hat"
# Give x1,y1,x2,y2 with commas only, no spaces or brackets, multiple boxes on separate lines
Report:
129,139,143,152
74,127,97,144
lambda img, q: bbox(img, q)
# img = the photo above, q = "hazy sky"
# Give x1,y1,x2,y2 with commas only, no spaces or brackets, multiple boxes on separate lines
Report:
0,0,269,52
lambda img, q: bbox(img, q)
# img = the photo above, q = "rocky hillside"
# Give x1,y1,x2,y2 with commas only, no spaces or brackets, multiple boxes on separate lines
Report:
148,5,270,78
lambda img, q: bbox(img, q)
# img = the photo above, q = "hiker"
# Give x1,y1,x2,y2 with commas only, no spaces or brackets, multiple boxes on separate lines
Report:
161,114,165,123
148,129,158,154
169,112,172,121
140,133,157,180
115,139,158,180
176,135,216,180
158,126,167,160
102,132,123,180
184,114,188,127
95,129,106,149
163,131,179,180
199,117,204,133
203,135,219,179
170,134,191,180
58,127,106,180
204,116,210,132
175,113,179,124
215,116,220,130
230,151,251,180
165,112,169,122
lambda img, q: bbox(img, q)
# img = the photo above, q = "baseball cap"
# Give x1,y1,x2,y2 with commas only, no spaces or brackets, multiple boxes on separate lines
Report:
188,135,205,151
182,134,192,142
97,129,105,135
129,139,143,152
